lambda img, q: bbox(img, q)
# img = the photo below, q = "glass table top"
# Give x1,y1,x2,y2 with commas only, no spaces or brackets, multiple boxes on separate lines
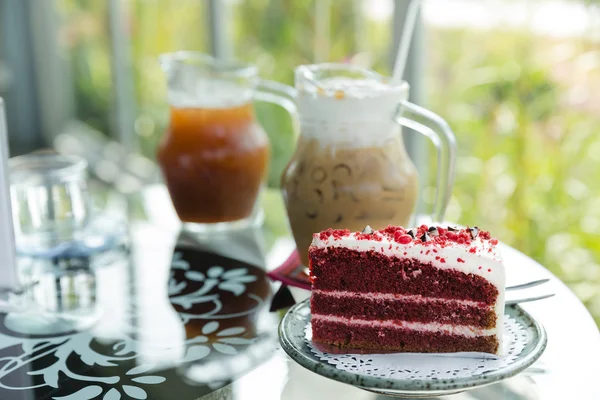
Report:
0,185,597,400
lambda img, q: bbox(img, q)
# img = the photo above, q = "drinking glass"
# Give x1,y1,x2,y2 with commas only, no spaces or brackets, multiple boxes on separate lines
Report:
0,101,100,332
9,153,91,252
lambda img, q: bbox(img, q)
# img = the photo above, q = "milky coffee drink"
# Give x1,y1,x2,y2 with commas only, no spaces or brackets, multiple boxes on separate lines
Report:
282,77,419,265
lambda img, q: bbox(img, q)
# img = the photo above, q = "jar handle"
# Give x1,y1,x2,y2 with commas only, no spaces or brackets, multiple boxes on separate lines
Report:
395,100,457,223
254,80,299,136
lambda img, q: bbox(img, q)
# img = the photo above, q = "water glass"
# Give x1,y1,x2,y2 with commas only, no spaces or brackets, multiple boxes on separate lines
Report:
9,153,91,251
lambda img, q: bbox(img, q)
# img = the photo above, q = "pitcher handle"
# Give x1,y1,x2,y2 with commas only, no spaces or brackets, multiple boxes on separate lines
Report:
254,80,300,136
395,100,457,223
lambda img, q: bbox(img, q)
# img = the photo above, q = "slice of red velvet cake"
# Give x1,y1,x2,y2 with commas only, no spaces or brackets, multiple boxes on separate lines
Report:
309,225,505,355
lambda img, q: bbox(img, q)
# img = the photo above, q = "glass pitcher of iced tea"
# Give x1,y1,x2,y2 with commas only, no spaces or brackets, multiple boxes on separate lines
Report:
158,52,296,231
281,64,457,265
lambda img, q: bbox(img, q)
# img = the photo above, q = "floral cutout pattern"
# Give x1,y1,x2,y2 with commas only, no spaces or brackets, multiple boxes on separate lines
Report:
52,364,166,400
0,249,269,399
185,266,258,296
191,321,254,354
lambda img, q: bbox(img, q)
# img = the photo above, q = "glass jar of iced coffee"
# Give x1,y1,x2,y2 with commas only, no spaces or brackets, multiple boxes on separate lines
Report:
282,64,456,265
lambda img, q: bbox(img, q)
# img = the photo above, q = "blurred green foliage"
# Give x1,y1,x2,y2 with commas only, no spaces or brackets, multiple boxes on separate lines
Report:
58,0,600,325
427,29,600,325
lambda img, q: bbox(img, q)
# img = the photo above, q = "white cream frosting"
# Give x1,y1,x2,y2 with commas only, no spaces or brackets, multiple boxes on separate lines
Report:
312,314,498,339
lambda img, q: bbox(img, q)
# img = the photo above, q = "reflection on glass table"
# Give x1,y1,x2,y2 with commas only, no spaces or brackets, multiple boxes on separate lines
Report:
0,222,278,399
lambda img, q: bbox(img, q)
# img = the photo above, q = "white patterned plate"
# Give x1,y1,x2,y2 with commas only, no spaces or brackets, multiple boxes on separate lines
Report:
279,299,547,398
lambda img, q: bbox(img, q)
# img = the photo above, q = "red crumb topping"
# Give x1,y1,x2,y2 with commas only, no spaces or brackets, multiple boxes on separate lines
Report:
435,256,440,260
316,225,499,255
457,258,465,263
478,266,482,270
394,233,413,244
385,225,497,248
382,226,406,235
488,269,492,272
356,232,383,241
479,231,491,240
318,228,351,241
440,258,446,263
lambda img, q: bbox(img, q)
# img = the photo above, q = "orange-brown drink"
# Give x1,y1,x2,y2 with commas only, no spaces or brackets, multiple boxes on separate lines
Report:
157,52,296,230
158,104,269,224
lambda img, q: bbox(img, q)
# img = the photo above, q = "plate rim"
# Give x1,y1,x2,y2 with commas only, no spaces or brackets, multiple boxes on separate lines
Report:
279,298,547,392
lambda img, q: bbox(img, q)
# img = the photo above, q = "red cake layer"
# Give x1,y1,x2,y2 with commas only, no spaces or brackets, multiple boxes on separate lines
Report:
312,319,499,354
311,292,496,328
309,247,498,304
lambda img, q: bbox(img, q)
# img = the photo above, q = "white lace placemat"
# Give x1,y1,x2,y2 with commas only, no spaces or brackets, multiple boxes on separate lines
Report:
305,315,528,380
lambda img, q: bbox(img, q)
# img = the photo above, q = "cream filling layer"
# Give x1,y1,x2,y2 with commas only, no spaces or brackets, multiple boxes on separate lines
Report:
311,314,499,338
312,290,488,308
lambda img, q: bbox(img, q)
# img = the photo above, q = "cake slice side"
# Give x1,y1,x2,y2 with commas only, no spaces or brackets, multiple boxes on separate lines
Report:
309,225,506,355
